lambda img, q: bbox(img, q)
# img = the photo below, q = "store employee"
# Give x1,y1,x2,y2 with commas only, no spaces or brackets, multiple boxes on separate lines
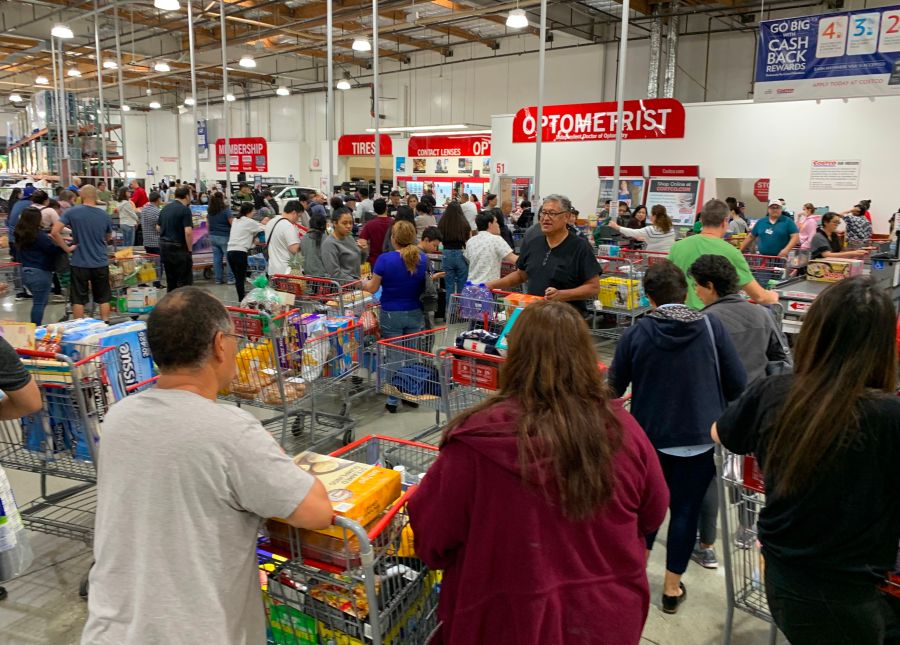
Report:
741,201,799,258
487,194,599,313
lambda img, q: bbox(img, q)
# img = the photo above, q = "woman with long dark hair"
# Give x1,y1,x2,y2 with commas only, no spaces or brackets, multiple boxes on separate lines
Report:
6,188,21,215
715,276,900,645
115,187,139,247
14,207,64,324
810,212,869,260
300,212,327,277
437,202,470,309
409,301,668,644
207,192,234,284
226,202,266,301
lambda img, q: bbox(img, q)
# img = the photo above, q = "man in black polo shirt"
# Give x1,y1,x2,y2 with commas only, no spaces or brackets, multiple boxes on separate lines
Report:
158,185,194,292
487,194,599,313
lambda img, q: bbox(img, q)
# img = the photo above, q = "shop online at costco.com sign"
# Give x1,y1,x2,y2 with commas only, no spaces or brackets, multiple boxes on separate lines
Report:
512,98,686,143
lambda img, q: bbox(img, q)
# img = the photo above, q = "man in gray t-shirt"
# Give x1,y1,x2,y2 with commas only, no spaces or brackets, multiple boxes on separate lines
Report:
82,288,332,645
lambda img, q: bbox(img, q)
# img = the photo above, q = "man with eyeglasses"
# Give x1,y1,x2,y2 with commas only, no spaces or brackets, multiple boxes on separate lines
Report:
83,287,332,645
487,194,599,314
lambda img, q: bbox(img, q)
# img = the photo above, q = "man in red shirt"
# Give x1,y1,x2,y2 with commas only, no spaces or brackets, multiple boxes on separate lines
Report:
130,179,148,209
358,198,393,267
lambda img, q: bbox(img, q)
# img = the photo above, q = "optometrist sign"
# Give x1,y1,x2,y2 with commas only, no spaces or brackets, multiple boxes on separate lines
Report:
755,6,900,101
512,98,685,143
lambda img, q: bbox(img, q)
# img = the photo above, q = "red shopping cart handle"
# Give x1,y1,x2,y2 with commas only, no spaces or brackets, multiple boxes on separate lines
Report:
126,376,159,392
367,486,418,541
440,346,506,363
330,434,438,458
17,348,62,359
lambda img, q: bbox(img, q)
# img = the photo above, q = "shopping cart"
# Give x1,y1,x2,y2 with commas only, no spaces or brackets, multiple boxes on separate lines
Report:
590,255,652,342
0,260,21,298
262,435,441,645
439,346,504,422
619,248,668,270
742,254,788,285
220,307,357,451
271,274,378,318
716,447,781,645
108,252,161,316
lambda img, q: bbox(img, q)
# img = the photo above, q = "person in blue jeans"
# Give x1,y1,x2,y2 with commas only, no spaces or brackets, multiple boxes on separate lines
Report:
363,220,427,414
437,202,470,313
13,207,65,324
206,192,234,284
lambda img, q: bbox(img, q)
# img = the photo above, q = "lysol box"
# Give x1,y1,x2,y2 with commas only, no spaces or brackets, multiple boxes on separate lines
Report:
289,451,401,539
806,258,863,283
299,313,326,345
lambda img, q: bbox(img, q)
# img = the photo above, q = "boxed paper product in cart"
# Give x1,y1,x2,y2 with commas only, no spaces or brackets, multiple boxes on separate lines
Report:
291,451,401,539
806,258,863,283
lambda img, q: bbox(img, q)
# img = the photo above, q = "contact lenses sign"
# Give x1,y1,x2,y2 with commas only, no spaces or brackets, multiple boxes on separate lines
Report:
512,98,685,143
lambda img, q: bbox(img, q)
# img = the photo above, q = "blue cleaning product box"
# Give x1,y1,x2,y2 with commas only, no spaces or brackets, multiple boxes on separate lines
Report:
77,322,155,401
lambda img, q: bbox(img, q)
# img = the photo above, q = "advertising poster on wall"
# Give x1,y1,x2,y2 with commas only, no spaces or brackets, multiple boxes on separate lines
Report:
596,166,646,211
645,179,703,226
434,158,450,174
755,6,900,101
458,158,473,173
395,157,406,173
809,159,862,189
412,158,426,173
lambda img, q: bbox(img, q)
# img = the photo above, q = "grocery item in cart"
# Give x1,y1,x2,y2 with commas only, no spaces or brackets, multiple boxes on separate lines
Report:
455,329,502,356
502,292,543,314
805,258,863,283
598,277,642,310
241,275,289,316
0,321,36,349
459,282,492,319
291,451,401,539
0,466,34,582
389,362,441,400
65,321,154,400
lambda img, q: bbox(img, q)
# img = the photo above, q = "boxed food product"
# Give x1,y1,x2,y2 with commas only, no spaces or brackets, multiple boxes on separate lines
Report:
325,317,357,377
503,292,543,315
598,277,642,309
0,321,36,349
806,258,863,283
292,451,401,539
126,286,158,313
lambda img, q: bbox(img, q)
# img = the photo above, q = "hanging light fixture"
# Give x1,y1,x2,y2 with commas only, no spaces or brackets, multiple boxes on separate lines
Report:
9,94,23,103
121,104,131,112
351,37,371,52
225,93,236,102
336,72,352,91
275,85,290,96
51,24,74,39
103,59,118,69
154,0,180,10
154,61,171,72
184,96,195,106
35,76,49,85
506,8,529,29
238,55,256,68
67,68,82,77
149,101,161,109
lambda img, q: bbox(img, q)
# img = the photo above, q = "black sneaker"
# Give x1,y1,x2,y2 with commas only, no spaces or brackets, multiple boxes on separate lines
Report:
0,586,7,601
385,403,398,414
401,400,419,409
14,292,31,301
662,582,687,614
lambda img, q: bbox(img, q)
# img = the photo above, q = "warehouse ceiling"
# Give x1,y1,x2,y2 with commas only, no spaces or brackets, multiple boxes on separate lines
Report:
0,0,830,110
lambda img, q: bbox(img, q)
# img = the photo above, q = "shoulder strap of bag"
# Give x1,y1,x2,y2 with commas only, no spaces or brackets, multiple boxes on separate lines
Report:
703,315,724,407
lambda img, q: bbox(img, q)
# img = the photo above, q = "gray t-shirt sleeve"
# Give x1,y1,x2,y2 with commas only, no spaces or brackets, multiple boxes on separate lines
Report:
0,336,30,392
226,420,317,520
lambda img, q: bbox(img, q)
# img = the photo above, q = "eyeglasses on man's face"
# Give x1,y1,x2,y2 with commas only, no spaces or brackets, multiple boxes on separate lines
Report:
540,209,569,220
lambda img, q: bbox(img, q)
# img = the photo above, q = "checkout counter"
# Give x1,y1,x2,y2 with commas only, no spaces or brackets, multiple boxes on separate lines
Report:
775,235,900,334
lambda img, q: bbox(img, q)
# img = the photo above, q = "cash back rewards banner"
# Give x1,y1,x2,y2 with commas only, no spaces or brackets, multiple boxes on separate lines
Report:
755,6,900,101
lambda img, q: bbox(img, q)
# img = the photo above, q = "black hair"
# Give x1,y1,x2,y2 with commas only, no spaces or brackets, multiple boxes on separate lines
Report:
239,182,248,188
148,191,161,202
373,198,387,215
174,185,191,200
358,187,369,198
689,254,739,297
283,200,303,214
475,211,496,231
421,226,442,242
643,259,687,306
329,196,344,211
14,207,43,249
148,287,231,371
396,208,415,224
30,190,49,204
521,200,531,209
485,192,497,204
237,202,254,218
390,190,400,197
298,192,310,203
415,202,431,215
309,212,327,247
117,187,129,201
438,202,471,244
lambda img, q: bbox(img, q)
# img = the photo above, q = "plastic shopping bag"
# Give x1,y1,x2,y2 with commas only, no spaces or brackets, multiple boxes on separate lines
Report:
0,466,34,582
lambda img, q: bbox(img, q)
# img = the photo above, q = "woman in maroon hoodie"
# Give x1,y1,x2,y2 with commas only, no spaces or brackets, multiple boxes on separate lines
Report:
408,301,669,644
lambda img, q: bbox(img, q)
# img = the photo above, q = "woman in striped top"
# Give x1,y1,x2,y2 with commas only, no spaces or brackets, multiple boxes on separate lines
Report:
611,204,677,253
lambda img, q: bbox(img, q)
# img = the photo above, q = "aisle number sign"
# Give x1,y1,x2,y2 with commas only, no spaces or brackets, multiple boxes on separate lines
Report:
755,5,900,101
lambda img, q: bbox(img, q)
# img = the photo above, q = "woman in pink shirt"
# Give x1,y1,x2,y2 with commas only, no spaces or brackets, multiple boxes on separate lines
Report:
797,202,820,250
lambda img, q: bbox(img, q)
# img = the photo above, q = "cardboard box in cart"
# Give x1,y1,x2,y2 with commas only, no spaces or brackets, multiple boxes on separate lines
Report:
805,258,863,283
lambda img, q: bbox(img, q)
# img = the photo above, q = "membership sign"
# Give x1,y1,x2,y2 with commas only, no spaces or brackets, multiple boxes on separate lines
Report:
755,6,900,101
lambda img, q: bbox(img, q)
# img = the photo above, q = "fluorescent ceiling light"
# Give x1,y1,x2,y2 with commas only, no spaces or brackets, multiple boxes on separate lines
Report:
506,9,529,29
154,0,180,10
184,96,195,106
9,94,23,103
154,61,171,72
103,59,118,69
149,101,161,109
238,55,256,68
365,124,471,133
351,37,372,52
336,78,351,91
121,104,130,112
67,68,82,77
35,76,49,85
225,93,236,102
51,24,74,39
275,85,290,96
411,130,493,137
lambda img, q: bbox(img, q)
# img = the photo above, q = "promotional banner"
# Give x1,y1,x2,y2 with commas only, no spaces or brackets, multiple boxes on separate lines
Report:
755,6,900,101
597,179,646,210
645,178,704,226
512,98,685,143
215,137,267,172
337,134,393,156
407,135,491,157
809,159,862,189
197,120,209,161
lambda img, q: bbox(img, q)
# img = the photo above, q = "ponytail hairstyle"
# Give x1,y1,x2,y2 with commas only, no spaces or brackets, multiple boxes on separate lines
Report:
392,220,420,274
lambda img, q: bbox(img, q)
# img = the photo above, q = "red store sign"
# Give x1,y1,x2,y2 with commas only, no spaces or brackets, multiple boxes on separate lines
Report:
598,165,645,177
407,135,491,157
753,178,771,203
648,165,700,177
337,134,393,156
216,137,268,172
512,98,685,143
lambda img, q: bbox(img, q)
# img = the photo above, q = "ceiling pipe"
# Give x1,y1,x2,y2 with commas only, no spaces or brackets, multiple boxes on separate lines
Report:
647,6,661,98
663,1,680,98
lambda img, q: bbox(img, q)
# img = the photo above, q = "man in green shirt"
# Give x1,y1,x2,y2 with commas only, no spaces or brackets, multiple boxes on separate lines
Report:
668,199,779,309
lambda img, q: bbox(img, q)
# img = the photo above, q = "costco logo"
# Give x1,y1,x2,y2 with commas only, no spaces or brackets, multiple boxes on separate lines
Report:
813,160,837,167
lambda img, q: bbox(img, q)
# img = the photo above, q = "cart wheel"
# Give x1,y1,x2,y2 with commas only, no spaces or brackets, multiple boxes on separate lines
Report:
202,267,213,280
342,428,353,445
79,576,89,600
290,413,306,437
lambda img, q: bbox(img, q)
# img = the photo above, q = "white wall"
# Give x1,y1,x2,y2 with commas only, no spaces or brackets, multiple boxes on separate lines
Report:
490,96,900,233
